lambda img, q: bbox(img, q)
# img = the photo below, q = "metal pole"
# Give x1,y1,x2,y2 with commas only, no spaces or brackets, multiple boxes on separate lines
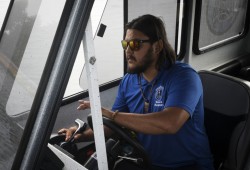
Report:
82,18,109,170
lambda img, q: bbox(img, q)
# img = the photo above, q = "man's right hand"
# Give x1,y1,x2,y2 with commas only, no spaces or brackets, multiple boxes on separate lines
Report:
77,100,91,110
58,126,82,142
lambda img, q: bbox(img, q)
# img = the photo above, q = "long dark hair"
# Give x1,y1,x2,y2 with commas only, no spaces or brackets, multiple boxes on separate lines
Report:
125,14,176,69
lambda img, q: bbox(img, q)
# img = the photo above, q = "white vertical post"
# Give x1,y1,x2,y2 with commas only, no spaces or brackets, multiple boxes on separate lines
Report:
82,19,109,170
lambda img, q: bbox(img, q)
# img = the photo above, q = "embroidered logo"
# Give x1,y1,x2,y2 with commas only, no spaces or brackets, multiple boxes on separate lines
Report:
154,86,164,107
155,86,164,102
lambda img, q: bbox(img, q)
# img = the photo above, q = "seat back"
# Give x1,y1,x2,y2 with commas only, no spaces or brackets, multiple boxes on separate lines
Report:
199,70,250,170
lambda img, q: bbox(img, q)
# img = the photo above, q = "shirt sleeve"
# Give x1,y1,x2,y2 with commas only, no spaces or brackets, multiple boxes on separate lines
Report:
112,79,129,112
164,68,203,117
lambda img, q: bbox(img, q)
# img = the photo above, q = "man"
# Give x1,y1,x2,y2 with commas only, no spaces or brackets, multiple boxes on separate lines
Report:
59,14,214,170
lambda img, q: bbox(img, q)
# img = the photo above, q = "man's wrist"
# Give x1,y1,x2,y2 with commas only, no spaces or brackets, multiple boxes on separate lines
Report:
111,110,119,121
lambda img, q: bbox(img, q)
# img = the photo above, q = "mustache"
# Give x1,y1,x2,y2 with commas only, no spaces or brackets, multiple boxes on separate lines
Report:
127,55,136,61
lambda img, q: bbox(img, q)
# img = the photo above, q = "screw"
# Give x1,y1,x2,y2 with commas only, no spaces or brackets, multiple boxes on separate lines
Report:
89,56,96,65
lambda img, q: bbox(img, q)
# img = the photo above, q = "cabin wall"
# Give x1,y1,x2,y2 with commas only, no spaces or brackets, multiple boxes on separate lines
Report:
190,38,249,71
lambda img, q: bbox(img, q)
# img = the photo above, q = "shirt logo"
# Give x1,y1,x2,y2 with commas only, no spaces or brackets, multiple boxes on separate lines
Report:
155,86,164,102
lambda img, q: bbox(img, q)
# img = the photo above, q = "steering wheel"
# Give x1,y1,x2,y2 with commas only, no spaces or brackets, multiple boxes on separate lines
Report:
87,114,151,168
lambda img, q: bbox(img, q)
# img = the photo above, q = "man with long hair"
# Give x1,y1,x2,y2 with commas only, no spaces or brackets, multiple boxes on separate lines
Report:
59,14,214,170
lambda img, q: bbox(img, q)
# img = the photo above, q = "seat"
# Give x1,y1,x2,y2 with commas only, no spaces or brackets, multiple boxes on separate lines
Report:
199,70,250,170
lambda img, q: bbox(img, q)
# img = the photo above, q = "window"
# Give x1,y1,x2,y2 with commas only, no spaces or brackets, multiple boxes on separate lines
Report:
64,0,109,97
193,0,249,54
0,0,10,35
0,0,66,168
79,0,124,92
64,0,124,96
127,0,178,50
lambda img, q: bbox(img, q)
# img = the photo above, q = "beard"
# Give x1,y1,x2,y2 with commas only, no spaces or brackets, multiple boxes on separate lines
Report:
127,48,154,74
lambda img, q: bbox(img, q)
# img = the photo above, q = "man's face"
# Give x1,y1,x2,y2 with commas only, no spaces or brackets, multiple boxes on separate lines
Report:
124,29,157,74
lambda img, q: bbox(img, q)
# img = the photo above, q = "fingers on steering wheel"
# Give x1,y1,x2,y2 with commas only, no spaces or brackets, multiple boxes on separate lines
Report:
58,128,67,134
65,130,74,141
57,128,70,141
77,100,90,110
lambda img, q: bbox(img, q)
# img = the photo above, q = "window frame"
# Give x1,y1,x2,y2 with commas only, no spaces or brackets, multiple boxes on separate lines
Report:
193,0,250,55
175,0,189,60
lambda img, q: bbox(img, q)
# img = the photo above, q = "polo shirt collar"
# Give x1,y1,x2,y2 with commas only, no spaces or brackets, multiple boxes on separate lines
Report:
137,69,164,86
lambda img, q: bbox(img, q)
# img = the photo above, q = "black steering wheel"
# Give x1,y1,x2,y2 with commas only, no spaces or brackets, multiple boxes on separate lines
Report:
87,114,151,169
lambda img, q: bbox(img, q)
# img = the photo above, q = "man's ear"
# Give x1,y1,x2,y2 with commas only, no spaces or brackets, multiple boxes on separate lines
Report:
153,40,163,54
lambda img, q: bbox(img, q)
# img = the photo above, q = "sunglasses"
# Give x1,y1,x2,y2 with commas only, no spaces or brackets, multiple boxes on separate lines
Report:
121,39,151,51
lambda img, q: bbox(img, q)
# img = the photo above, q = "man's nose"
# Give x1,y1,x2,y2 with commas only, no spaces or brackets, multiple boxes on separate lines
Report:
125,45,133,54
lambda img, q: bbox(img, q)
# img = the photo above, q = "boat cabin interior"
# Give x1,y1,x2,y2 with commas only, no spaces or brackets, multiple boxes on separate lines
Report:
0,0,250,169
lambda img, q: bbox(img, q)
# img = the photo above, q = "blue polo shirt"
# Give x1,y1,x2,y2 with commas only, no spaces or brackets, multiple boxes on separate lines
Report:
112,62,214,169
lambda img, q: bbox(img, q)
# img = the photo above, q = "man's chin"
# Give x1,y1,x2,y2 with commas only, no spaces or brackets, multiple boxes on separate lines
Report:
127,67,143,74
127,67,136,74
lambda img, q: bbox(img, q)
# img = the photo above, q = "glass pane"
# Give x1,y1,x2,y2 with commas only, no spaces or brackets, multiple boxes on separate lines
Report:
198,0,248,51
80,0,123,90
0,0,10,30
127,0,177,50
64,0,108,97
0,0,66,168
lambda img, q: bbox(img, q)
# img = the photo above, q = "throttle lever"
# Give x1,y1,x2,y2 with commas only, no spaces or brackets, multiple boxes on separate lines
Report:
68,119,87,142
60,119,87,148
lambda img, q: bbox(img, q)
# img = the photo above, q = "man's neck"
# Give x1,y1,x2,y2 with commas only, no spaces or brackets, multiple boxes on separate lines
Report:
142,68,158,82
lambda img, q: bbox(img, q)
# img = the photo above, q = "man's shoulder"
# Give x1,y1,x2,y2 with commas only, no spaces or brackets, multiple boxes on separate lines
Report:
161,62,199,82
120,73,138,86
172,61,193,70
168,62,197,75
122,73,138,80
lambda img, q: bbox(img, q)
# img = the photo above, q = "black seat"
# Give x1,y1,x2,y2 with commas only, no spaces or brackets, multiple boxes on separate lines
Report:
199,70,250,170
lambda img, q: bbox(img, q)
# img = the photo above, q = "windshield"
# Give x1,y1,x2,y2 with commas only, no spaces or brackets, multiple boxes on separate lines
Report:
79,0,124,91
0,0,65,168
